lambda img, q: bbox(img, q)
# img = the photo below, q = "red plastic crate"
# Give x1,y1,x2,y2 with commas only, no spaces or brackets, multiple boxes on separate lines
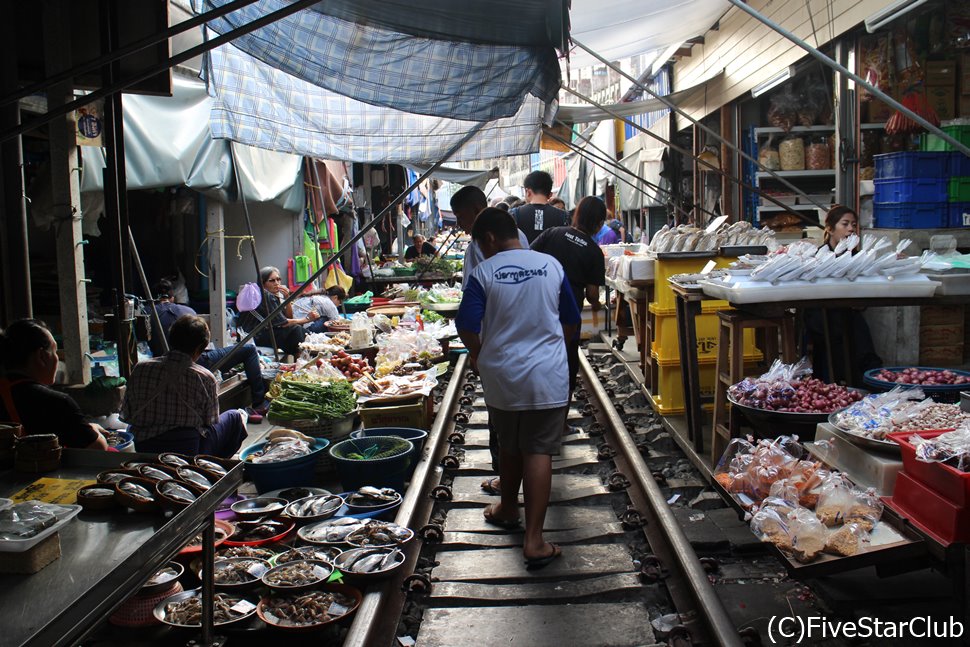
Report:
886,471,970,545
888,429,967,506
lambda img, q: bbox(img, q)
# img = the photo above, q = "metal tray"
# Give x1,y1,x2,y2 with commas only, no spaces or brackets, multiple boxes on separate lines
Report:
719,245,768,257
825,412,902,455
655,250,718,260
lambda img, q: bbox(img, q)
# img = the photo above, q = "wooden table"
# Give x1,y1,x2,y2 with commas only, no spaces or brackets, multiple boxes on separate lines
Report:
606,277,654,388
361,272,457,293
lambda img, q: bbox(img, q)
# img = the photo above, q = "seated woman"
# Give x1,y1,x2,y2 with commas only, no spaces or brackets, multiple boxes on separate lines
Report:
121,315,247,457
804,205,882,384
293,286,346,334
404,234,436,260
0,319,108,450
238,266,318,358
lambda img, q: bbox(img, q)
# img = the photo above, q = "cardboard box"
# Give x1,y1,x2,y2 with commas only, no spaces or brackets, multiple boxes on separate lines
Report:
927,86,956,121
580,304,605,341
926,60,957,86
920,343,966,367
920,323,965,348
359,397,430,430
922,306,966,327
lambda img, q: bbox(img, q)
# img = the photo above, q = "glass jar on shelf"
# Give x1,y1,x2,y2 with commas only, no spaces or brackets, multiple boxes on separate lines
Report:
805,136,831,170
779,135,805,171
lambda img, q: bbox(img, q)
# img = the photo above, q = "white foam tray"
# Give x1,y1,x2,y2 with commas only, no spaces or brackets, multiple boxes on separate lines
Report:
923,271,970,296
698,274,940,304
0,500,82,552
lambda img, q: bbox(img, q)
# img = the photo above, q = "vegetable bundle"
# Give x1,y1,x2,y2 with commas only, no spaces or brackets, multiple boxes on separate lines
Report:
268,379,357,421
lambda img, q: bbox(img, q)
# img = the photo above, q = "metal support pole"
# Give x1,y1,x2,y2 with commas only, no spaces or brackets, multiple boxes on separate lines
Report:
128,227,168,355
571,38,832,212
834,40,858,210
0,16,31,322
100,0,134,378
210,125,487,372
562,85,822,226
206,201,228,349
725,0,970,158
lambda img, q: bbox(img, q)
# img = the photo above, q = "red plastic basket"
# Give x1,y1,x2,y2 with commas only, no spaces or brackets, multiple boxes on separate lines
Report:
885,472,970,546
888,429,967,506
109,581,183,627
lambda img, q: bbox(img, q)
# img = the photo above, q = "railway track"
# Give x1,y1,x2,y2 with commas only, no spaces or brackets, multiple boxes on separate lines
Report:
343,349,747,647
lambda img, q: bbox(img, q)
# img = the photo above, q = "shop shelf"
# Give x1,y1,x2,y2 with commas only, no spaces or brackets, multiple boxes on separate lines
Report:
886,471,970,546
651,311,760,362
921,125,970,152
889,429,970,506
873,152,950,180
949,177,970,202
949,202,970,228
872,203,950,229
873,177,948,204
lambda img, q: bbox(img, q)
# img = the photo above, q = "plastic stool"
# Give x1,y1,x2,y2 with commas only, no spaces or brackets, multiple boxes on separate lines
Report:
711,309,796,465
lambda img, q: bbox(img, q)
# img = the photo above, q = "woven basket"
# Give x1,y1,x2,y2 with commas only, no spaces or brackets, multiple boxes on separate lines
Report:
109,581,183,627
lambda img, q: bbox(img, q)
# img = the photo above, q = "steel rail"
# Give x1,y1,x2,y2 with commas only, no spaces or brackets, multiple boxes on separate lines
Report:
343,353,469,647
1,0,261,107
579,352,745,647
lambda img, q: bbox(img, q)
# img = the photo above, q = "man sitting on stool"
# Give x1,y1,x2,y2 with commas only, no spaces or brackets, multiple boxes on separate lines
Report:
150,279,268,423
123,315,248,457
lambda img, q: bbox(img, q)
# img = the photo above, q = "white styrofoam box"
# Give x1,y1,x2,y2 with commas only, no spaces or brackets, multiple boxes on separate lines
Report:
629,256,655,281
808,423,901,496
698,274,940,303
601,243,643,258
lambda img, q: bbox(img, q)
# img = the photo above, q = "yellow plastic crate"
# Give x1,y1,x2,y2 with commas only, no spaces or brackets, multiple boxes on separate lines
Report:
652,256,735,312
651,312,761,363
649,354,760,416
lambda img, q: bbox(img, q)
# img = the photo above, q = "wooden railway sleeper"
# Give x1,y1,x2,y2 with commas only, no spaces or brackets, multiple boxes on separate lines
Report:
419,524,444,543
440,454,461,469
430,485,453,501
607,471,630,491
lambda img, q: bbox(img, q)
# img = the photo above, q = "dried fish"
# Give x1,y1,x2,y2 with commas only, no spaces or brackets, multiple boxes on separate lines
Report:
275,545,342,565
213,558,269,585
165,592,246,625
261,590,355,627
160,481,197,504
159,453,191,467
177,467,212,490
218,546,276,560
346,487,399,507
345,520,412,547
285,494,342,518
263,560,330,587
299,517,366,544
81,487,115,497
230,518,287,541
138,466,172,481
195,458,227,476
119,481,154,502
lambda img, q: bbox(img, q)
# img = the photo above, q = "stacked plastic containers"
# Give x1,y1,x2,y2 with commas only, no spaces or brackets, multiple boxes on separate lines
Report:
872,151,958,228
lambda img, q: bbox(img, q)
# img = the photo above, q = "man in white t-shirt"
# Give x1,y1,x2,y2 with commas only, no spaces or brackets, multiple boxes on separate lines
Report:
456,208,581,570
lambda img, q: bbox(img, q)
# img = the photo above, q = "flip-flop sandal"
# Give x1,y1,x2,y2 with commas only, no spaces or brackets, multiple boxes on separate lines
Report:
480,477,501,495
524,542,561,570
483,504,521,530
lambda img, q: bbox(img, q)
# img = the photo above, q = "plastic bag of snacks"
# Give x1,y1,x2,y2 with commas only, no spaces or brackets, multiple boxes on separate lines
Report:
911,424,970,472
787,508,829,563
824,522,869,557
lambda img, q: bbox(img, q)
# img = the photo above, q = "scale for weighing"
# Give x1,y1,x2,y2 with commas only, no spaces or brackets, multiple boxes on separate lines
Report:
806,422,903,496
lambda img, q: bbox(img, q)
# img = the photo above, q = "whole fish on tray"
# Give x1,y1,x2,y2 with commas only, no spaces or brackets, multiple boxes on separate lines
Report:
285,494,342,518
346,487,399,507
345,520,412,547
336,547,403,573
247,437,313,464
160,481,197,504
299,517,367,544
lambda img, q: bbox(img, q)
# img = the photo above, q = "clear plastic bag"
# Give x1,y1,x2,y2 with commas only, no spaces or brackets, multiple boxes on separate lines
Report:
787,508,829,563
0,501,68,540
824,522,869,557
750,507,793,552
912,424,970,472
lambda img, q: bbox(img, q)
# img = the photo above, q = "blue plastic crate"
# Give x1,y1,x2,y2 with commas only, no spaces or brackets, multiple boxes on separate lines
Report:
873,177,949,204
949,152,970,177
949,202,970,228
874,152,950,180
873,203,949,229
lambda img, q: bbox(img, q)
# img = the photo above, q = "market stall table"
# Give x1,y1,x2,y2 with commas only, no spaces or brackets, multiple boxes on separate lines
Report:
605,277,653,389
0,449,242,647
360,272,457,292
